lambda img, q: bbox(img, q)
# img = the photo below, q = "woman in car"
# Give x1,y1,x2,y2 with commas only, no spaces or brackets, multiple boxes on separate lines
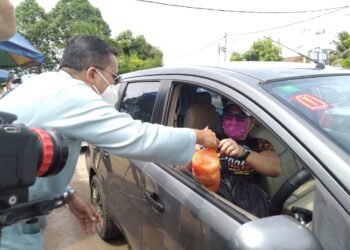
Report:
217,101,281,217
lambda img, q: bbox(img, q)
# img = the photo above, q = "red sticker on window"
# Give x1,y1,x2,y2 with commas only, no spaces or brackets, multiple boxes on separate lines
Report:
291,94,332,111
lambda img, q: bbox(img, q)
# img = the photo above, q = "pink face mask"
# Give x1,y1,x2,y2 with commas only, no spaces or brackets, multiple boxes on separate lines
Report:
223,116,251,140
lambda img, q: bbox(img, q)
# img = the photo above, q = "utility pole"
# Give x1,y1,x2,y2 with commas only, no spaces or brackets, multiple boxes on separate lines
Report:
224,32,227,62
218,43,221,62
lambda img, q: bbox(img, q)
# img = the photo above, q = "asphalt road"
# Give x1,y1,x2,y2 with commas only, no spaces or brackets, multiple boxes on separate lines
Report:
43,152,129,250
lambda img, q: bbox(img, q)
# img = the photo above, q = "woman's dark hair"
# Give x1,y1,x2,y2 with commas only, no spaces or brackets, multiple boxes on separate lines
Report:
59,35,117,71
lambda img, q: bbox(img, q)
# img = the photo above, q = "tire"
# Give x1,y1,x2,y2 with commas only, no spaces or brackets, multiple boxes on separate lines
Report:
90,175,121,240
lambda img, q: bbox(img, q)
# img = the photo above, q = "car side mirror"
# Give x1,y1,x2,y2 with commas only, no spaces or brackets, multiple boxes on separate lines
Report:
231,215,322,250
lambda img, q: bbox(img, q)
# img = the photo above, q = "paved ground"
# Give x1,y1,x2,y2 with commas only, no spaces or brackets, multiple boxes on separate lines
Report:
44,152,129,250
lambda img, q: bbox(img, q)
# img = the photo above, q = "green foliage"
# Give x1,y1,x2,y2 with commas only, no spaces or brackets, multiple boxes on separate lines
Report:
244,37,282,61
15,0,54,71
230,37,282,62
116,30,163,74
48,0,111,47
330,31,350,68
340,58,350,68
15,0,163,72
229,52,244,61
16,0,46,35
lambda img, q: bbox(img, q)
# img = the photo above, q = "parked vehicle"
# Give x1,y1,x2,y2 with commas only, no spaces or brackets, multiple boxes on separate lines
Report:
85,62,350,250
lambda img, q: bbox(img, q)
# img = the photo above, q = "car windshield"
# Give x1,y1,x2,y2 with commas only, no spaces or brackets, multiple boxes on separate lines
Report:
263,75,350,153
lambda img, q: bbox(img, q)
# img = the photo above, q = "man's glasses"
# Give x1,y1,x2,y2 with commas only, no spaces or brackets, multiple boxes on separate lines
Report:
12,79,22,84
96,68,121,85
223,112,249,121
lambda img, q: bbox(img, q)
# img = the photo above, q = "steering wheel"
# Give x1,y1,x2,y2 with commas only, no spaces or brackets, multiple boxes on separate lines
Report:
270,168,312,215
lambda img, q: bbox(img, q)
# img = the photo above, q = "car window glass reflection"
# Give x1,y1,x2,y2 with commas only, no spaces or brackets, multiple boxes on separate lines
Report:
120,82,161,122
264,76,350,153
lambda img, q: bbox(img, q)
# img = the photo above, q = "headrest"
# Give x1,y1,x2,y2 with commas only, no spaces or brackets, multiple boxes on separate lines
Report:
184,103,217,130
194,92,212,105
137,93,156,113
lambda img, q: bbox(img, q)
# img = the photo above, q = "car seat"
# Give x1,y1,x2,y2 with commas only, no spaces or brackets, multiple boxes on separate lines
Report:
249,123,303,197
183,92,217,130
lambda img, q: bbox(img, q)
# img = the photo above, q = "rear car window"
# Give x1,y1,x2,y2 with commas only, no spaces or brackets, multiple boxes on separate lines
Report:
120,82,161,122
263,75,350,153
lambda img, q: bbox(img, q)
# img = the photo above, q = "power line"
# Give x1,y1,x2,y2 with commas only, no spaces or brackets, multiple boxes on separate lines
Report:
166,6,348,59
227,6,348,37
135,0,348,14
166,36,224,59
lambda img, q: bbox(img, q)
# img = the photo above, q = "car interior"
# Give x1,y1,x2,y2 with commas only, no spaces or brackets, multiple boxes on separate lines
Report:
167,82,315,226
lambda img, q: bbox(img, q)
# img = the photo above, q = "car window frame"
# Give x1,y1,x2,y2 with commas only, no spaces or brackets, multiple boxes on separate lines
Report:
163,74,350,214
120,73,350,217
117,80,163,123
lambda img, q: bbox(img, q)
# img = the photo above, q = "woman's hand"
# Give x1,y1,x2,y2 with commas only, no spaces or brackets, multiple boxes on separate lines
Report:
218,138,244,157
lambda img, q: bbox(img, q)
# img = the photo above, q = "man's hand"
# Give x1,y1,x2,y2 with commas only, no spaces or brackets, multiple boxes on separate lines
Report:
219,138,244,157
194,128,219,148
66,192,104,234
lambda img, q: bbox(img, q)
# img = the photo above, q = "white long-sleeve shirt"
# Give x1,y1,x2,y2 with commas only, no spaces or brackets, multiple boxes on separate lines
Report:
0,70,195,249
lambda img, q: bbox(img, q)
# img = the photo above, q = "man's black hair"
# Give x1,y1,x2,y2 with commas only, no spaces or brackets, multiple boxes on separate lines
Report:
59,35,117,71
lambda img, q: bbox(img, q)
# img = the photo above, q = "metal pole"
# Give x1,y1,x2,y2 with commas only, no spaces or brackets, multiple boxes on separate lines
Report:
224,33,227,62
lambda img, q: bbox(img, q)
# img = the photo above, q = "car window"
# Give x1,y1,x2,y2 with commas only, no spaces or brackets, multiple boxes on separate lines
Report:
167,83,298,217
263,76,350,153
120,82,161,122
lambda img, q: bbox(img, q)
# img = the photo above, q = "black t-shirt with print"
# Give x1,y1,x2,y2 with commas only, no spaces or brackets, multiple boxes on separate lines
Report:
218,135,274,182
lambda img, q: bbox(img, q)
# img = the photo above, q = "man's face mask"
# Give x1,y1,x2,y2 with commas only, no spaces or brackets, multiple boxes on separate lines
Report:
94,69,119,106
10,78,21,90
223,111,251,140
11,83,20,90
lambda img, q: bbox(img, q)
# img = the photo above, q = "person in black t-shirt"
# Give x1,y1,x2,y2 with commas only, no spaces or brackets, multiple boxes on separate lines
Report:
217,101,281,217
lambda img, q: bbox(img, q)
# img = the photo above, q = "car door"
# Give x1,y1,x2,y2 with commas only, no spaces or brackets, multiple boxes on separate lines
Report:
140,74,326,249
100,81,162,249
140,77,254,249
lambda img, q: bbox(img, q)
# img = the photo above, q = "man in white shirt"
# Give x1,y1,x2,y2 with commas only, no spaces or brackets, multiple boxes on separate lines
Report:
0,35,218,249
0,73,22,99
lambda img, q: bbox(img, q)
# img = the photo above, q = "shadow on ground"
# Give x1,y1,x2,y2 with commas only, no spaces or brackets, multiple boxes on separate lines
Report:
44,152,129,250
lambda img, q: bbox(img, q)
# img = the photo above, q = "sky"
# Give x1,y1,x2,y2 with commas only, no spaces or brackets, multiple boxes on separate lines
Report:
12,0,350,66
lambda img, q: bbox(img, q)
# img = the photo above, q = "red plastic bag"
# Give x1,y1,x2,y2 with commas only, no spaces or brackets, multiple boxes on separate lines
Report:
191,147,221,192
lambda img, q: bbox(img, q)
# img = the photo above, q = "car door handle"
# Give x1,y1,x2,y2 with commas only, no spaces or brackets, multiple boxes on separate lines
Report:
144,191,164,213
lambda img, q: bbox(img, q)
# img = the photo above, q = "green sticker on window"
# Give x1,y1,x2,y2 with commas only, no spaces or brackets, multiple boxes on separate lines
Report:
278,85,300,93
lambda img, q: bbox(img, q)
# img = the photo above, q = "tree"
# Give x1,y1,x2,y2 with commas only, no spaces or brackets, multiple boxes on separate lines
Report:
116,30,163,73
229,52,244,61
46,0,112,68
330,31,350,68
16,0,112,71
230,37,282,62
244,37,282,61
15,0,54,70
48,0,111,46
15,1,163,72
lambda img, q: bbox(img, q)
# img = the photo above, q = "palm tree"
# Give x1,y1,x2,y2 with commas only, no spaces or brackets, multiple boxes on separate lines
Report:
330,31,350,68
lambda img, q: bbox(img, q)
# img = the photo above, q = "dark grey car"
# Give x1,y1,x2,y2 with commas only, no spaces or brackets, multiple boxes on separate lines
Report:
85,62,350,250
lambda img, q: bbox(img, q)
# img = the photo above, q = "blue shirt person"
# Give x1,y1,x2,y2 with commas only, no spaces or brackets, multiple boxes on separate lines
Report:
0,35,219,250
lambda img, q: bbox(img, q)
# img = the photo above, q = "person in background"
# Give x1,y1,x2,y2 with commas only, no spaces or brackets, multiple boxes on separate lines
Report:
0,72,22,99
217,101,281,217
0,0,16,41
0,35,219,250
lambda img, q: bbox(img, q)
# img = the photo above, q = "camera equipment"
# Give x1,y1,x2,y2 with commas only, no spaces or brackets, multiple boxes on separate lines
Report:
0,111,69,229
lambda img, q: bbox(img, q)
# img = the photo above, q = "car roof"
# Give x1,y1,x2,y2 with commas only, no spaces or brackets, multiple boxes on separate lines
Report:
123,61,350,82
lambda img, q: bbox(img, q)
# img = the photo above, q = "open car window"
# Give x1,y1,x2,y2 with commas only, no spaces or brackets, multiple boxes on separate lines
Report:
165,82,315,220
